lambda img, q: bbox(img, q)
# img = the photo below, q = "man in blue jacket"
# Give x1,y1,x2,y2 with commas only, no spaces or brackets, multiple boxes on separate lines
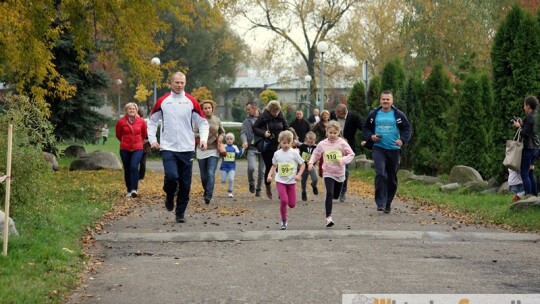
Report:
363,91,412,213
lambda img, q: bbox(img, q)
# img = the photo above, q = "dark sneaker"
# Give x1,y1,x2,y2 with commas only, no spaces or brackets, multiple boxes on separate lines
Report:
204,197,211,205
384,205,391,214
377,206,384,212
249,185,255,193
339,193,346,202
255,189,261,197
175,215,186,223
301,191,307,201
165,196,174,212
265,184,272,199
312,185,319,195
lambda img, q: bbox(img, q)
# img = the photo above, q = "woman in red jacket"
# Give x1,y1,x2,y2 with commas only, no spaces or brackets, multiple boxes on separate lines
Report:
116,102,147,198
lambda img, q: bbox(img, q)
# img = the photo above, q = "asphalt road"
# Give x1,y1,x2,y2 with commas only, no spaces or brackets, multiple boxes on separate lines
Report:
68,160,540,304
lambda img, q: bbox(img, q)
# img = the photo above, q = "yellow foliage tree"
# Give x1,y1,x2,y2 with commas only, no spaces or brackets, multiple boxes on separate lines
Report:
259,89,279,105
134,84,152,104
0,1,206,108
191,86,213,101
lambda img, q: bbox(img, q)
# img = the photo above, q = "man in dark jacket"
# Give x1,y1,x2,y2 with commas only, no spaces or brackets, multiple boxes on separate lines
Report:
330,103,363,202
363,91,412,214
290,110,311,143
241,101,265,197
307,108,320,124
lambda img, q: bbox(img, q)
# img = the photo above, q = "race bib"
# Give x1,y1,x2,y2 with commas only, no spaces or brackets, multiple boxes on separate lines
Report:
278,162,295,177
325,150,342,163
301,151,311,162
224,152,235,162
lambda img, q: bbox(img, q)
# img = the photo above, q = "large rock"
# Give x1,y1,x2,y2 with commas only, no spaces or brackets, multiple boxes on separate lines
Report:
63,145,87,158
498,182,510,194
0,210,19,236
441,183,461,192
448,165,483,184
42,152,59,171
69,151,122,171
405,174,443,185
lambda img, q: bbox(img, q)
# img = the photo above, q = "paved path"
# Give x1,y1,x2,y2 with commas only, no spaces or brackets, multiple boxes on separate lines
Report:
68,160,540,304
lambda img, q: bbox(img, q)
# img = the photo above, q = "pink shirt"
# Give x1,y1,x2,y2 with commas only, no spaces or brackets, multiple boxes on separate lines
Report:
309,137,355,178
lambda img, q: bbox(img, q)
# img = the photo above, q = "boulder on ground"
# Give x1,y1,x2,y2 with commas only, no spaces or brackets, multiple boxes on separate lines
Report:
441,183,461,192
448,165,483,184
498,182,510,194
63,145,87,158
405,174,443,185
42,152,59,171
0,210,19,236
69,151,122,171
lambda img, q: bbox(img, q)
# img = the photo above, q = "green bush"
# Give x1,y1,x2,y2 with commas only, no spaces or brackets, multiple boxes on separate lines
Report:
0,94,52,214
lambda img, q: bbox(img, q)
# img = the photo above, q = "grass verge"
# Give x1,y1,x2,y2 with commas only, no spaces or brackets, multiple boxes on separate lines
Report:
350,168,540,232
0,167,124,303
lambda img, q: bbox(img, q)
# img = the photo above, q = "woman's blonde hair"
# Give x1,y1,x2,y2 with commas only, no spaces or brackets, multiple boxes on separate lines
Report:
278,130,293,143
326,120,341,133
124,102,139,114
266,100,281,114
321,110,330,119
200,100,217,112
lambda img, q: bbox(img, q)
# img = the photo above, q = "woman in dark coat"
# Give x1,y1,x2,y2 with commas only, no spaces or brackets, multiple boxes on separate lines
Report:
253,100,288,199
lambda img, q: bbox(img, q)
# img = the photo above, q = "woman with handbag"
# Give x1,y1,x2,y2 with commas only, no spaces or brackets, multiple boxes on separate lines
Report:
512,95,540,197
253,100,288,199
195,100,225,204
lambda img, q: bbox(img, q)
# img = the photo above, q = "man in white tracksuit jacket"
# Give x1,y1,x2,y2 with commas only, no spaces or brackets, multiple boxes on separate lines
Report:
148,72,209,223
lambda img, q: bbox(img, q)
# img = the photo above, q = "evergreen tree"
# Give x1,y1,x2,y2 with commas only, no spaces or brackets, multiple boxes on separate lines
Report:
347,81,368,119
413,63,453,175
380,57,407,109
367,75,381,108
491,4,540,178
453,73,493,178
401,70,423,170
47,34,108,142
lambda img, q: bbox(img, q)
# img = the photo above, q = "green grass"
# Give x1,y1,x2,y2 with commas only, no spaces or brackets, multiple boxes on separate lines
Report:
58,125,120,156
350,169,540,232
0,165,123,303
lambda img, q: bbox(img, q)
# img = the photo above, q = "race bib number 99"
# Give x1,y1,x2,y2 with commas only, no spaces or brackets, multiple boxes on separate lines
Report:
224,152,235,162
325,150,342,163
278,162,295,177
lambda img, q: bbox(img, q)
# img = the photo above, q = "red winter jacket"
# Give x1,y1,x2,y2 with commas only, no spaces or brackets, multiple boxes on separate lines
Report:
116,116,147,151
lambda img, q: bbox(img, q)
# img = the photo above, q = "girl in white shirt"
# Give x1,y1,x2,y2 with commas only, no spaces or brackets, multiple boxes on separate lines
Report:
267,130,305,230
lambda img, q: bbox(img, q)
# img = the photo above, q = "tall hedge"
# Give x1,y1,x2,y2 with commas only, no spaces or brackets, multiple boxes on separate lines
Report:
347,81,368,119
413,63,453,175
400,70,423,169
453,73,494,178
380,57,407,109
491,3,540,176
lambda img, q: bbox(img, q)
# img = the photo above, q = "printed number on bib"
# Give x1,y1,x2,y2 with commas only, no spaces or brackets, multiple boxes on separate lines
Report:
325,150,342,163
224,152,235,162
301,151,311,162
278,162,295,177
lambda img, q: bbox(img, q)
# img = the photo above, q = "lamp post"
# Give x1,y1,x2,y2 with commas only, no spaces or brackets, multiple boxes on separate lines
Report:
317,41,328,112
151,57,161,107
362,60,369,109
116,79,122,117
304,75,312,113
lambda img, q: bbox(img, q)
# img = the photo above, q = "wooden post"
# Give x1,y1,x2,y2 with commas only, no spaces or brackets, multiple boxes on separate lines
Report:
3,124,13,256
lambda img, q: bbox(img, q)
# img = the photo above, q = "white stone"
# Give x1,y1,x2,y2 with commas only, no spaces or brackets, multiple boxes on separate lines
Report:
0,210,19,236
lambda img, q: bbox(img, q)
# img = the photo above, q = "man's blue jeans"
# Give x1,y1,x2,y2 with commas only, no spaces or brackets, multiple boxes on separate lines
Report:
198,156,219,200
161,150,194,216
120,149,144,193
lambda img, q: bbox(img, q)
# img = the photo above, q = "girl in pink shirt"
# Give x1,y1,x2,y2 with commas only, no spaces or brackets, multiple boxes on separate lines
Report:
308,121,355,227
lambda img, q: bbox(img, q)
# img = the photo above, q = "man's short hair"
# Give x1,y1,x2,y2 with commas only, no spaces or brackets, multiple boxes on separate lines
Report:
381,90,393,96
524,96,539,110
245,101,258,108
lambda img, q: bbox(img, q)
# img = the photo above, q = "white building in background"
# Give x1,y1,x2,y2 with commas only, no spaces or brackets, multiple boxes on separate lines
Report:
215,73,354,121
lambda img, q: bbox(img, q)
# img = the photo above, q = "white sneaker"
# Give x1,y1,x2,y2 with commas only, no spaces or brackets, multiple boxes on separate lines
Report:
326,216,334,228
126,192,132,198
228,193,233,198
131,190,138,198
280,221,287,230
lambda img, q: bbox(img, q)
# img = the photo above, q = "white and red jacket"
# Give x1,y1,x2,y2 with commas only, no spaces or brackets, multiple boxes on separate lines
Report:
147,91,209,152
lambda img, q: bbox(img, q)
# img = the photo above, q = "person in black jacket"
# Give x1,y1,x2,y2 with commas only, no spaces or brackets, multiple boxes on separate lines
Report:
290,110,311,143
253,100,289,199
363,91,412,213
512,95,540,197
307,108,320,124
330,103,363,202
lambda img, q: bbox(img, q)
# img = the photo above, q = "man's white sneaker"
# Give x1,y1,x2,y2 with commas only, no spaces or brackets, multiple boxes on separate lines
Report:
280,221,288,230
131,190,138,198
326,216,334,228
228,193,234,198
